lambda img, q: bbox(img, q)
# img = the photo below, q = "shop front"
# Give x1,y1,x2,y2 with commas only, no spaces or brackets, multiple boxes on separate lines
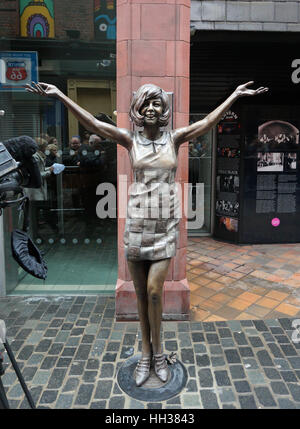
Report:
190,31,300,244
0,0,118,296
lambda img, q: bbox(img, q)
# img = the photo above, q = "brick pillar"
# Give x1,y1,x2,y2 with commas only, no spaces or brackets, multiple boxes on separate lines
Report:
115,0,190,321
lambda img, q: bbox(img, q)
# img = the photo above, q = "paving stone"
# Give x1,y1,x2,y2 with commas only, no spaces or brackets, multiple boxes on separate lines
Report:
253,321,269,332
94,380,113,399
200,389,219,409
75,384,94,405
280,371,298,382
256,350,274,367
288,357,300,369
221,338,235,348
218,328,232,338
238,347,254,358
194,344,207,354
274,358,291,370
90,401,107,409
254,387,277,407
129,399,145,409
108,396,125,409
230,365,246,380
74,344,91,360
211,356,226,367
233,332,248,346
147,402,162,409
209,345,223,355
263,368,281,380
69,361,85,376
247,370,266,385
222,404,236,409
198,368,214,388
219,388,235,403
17,345,34,360
270,381,289,395
196,354,210,367
191,333,205,342
63,377,80,392
248,337,264,348
181,348,195,364
186,379,198,393
214,370,231,386
268,343,285,358
56,393,74,409
39,390,58,405
277,398,297,409
41,356,58,370
206,333,220,344
287,383,300,402
83,371,97,383
234,380,251,393
48,343,64,355
225,349,241,364
238,395,257,409
57,357,72,368
165,341,178,352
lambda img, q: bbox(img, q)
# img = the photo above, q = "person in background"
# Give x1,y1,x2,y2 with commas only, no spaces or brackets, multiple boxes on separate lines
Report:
45,143,58,167
62,135,84,166
26,137,57,235
82,130,91,146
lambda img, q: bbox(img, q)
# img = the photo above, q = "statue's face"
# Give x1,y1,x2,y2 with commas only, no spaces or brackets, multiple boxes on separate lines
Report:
140,97,163,126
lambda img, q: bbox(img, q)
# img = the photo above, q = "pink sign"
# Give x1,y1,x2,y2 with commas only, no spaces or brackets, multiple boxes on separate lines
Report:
271,218,280,227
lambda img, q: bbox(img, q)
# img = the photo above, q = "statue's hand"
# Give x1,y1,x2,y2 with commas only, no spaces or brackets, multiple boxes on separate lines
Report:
235,81,269,97
25,81,60,98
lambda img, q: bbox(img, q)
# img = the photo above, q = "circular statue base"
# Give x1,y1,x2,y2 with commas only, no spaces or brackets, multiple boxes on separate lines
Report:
117,354,187,402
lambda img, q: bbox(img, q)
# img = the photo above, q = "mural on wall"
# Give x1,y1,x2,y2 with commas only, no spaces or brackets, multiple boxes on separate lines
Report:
20,0,55,38
94,0,116,41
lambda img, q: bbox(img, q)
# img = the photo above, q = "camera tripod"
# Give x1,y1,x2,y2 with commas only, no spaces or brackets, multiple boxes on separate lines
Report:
0,320,35,409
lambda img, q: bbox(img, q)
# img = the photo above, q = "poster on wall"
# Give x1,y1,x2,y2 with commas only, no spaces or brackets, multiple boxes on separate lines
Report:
214,110,241,242
94,0,116,41
0,51,38,92
20,0,55,38
240,106,300,243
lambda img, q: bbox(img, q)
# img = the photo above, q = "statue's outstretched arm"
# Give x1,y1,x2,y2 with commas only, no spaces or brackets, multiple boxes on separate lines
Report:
172,81,268,147
26,82,132,149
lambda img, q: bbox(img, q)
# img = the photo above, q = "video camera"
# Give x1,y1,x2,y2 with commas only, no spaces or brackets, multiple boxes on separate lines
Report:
0,135,41,211
0,114,47,280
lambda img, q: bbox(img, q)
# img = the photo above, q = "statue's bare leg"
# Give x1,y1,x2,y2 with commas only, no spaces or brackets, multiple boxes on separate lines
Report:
147,258,171,382
127,260,152,356
146,258,171,354
127,260,152,386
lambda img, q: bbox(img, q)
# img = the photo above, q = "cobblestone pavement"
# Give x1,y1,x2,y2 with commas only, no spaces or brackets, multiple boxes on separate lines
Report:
0,295,300,409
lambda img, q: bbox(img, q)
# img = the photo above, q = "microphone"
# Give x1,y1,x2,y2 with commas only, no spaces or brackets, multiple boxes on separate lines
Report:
0,110,5,116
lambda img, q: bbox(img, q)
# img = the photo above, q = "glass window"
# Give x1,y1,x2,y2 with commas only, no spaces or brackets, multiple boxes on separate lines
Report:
0,1,117,295
188,114,215,235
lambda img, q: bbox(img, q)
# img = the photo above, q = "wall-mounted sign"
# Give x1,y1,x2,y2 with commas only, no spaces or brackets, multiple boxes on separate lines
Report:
240,105,300,244
0,51,38,92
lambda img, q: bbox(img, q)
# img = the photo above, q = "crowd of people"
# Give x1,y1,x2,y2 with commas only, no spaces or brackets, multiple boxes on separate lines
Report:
27,122,116,236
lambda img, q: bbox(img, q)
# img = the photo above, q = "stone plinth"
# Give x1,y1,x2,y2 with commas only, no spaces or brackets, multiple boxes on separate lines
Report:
116,0,191,320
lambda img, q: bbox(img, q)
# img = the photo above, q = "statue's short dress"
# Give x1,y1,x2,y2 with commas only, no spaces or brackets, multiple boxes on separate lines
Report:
124,131,180,261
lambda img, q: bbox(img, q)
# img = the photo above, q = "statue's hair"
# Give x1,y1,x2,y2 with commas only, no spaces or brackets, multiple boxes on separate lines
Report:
129,84,170,127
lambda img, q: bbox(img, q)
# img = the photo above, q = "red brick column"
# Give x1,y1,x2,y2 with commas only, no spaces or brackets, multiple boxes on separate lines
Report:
115,0,190,320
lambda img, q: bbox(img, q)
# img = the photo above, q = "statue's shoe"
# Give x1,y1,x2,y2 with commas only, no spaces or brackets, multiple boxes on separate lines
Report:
135,356,151,387
153,353,169,383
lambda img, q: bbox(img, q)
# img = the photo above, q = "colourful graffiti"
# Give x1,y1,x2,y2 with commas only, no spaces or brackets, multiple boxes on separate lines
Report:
94,0,116,41
20,0,55,38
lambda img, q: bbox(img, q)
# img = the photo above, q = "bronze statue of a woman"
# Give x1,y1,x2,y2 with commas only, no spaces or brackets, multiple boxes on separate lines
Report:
26,80,268,387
